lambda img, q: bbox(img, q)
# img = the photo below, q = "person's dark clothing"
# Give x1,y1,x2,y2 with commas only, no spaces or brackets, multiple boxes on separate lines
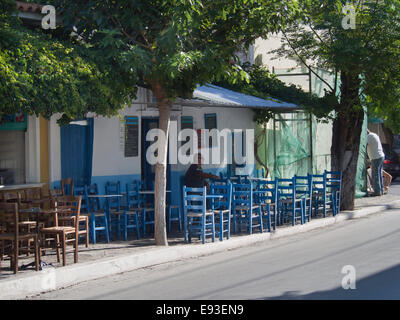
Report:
184,164,204,188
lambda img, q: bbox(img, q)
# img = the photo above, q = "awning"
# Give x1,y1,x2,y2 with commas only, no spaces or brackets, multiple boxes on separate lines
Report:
179,84,301,111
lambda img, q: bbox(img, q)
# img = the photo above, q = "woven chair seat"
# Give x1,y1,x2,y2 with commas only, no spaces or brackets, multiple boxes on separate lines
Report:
187,211,214,217
40,226,75,234
0,232,37,240
234,205,260,210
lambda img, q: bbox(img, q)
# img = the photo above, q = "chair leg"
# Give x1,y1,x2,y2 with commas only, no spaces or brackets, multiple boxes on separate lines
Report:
178,208,182,231
34,237,39,271
227,212,231,240
13,240,18,274
62,232,66,266
184,214,188,243
74,234,79,264
123,212,128,241
91,215,96,244
56,234,61,263
135,214,140,240
219,212,223,242
85,217,89,247
104,215,110,243
167,206,171,233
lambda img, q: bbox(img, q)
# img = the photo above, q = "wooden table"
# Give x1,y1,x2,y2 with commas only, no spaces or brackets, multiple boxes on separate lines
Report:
0,183,45,192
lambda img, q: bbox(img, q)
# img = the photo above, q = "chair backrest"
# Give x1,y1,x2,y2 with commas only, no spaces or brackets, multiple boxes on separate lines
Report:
232,182,253,208
325,170,342,192
277,177,296,200
0,202,19,242
54,196,82,231
25,188,42,200
61,178,74,196
126,182,141,209
182,186,207,217
209,183,232,212
105,181,121,210
254,179,278,204
312,174,326,195
84,184,101,212
1,191,23,206
74,186,87,212
294,174,313,198
257,168,266,178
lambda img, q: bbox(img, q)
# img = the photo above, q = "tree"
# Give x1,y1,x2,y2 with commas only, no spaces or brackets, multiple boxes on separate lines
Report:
42,0,300,245
0,0,137,123
273,0,400,209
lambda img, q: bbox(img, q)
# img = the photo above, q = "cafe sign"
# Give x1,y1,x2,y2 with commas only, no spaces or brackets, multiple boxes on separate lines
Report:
0,113,27,131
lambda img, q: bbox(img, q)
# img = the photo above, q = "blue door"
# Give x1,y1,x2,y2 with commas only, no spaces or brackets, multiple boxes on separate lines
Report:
60,119,94,187
141,118,170,190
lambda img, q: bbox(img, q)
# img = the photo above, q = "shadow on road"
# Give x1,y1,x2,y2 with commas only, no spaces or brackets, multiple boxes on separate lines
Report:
260,264,400,300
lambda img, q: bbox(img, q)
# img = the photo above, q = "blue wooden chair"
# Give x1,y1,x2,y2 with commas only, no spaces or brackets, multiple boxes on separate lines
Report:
105,181,125,240
183,186,215,244
124,183,141,240
167,192,182,234
210,183,232,241
312,173,336,217
254,179,277,231
325,170,342,215
277,177,304,226
84,184,110,244
73,186,90,247
232,182,263,235
294,174,313,223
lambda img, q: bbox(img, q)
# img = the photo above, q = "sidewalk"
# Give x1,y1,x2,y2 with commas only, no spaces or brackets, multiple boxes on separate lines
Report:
1,184,399,299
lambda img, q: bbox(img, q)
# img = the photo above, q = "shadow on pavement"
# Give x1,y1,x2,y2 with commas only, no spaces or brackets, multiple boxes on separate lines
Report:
260,264,400,300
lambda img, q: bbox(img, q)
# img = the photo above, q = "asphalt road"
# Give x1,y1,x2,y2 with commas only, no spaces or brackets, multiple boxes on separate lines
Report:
28,201,400,300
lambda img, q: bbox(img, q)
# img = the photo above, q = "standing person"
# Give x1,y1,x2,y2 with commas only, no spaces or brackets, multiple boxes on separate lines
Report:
367,129,385,196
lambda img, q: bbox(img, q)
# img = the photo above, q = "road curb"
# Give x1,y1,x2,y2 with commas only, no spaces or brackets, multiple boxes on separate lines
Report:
1,199,399,299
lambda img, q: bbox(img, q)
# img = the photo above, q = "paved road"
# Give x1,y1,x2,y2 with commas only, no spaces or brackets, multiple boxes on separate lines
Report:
28,204,400,300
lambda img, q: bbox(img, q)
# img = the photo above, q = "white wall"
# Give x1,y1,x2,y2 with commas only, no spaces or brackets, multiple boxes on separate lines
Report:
47,87,256,184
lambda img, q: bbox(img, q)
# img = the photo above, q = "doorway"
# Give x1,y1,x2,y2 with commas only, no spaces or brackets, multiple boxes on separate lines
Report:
60,118,94,187
141,117,170,190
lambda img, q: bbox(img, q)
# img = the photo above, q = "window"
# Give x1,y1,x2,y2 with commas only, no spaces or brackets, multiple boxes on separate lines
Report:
125,116,139,157
181,116,193,156
204,113,217,148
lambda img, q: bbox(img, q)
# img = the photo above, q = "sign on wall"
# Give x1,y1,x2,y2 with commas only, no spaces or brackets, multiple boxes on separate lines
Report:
124,116,139,157
0,113,27,131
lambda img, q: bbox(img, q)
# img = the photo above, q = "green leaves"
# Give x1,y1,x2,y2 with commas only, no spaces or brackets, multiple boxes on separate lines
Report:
0,16,137,122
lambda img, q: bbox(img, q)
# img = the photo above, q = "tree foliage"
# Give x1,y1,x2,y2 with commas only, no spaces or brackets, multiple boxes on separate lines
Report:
273,0,400,209
215,63,332,123
0,0,137,124
273,0,400,132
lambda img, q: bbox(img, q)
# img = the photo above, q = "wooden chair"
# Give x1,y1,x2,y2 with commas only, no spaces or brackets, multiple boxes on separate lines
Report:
294,174,313,223
61,178,74,196
85,184,110,244
209,183,232,241
124,183,141,240
277,177,304,226
72,186,90,247
25,188,51,209
254,179,277,231
232,182,263,235
39,196,81,266
0,202,39,274
105,181,125,239
183,186,215,244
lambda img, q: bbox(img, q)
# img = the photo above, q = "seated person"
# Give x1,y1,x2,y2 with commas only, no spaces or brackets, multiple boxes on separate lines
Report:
184,154,220,188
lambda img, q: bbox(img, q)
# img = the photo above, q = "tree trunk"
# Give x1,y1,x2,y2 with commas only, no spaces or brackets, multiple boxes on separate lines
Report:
150,82,171,246
331,71,364,210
